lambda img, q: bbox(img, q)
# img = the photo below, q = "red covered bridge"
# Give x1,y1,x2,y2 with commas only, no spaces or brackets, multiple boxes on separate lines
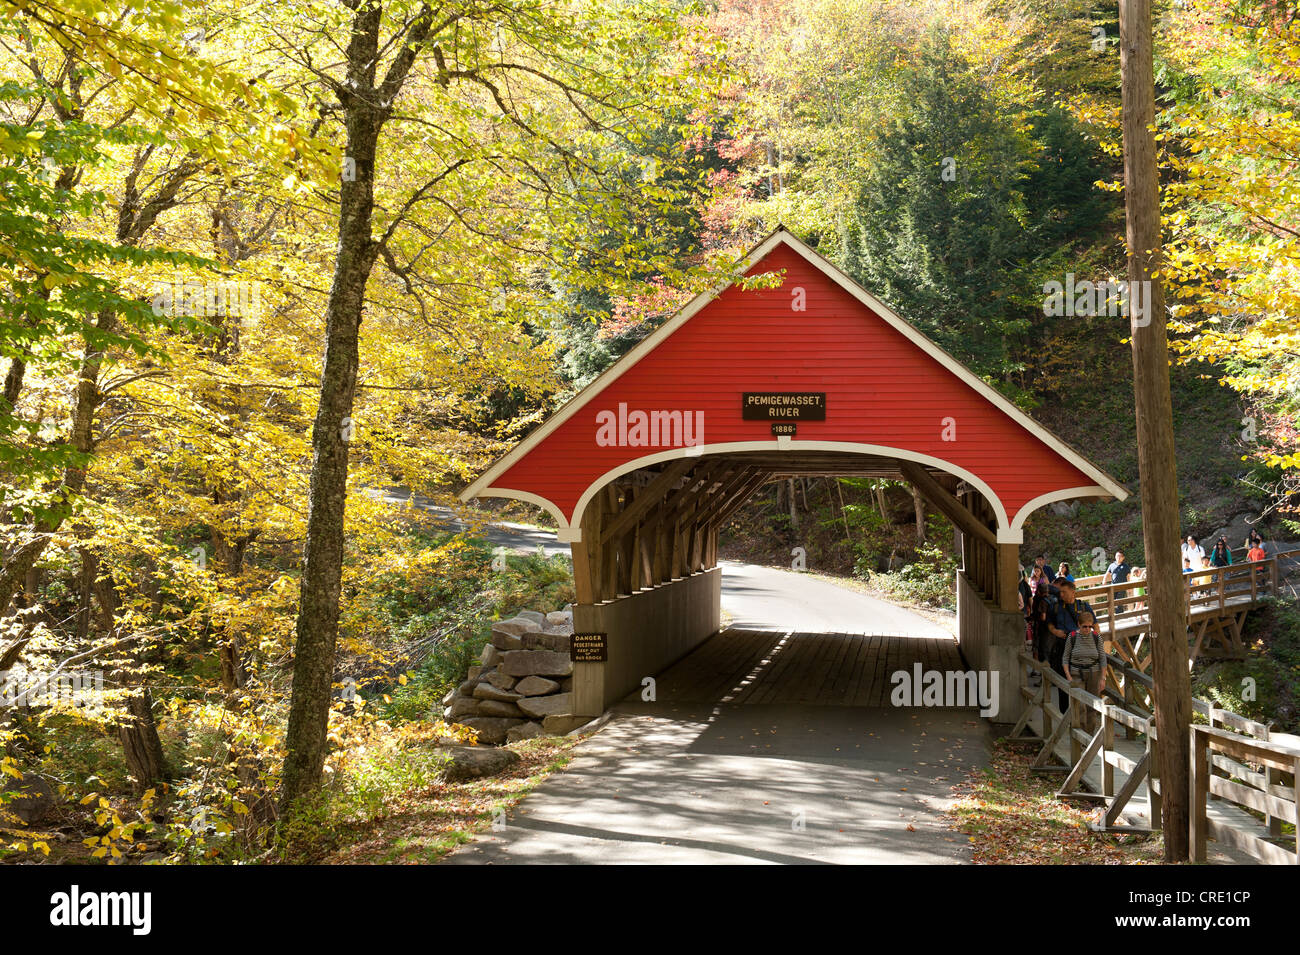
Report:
461,230,1128,719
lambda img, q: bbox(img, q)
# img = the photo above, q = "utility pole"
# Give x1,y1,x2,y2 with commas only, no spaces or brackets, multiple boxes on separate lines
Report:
1118,0,1192,860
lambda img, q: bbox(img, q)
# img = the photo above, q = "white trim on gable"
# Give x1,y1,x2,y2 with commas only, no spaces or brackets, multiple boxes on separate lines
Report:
1011,487,1112,532
460,230,1129,512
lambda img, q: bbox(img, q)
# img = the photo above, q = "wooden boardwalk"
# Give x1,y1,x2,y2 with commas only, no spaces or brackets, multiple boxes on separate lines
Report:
645,628,964,707
1017,701,1265,863
1074,552,1300,669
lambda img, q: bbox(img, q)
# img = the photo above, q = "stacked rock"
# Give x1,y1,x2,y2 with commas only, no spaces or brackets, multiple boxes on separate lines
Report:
441,607,588,744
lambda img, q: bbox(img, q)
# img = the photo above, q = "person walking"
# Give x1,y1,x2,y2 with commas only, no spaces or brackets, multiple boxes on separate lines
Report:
1061,612,1106,733
1103,549,1132,607
1130,566,1147,611
1046,579,1093,714
1181,535,1205,567
1032,579,1053,666
1210,537,1233,568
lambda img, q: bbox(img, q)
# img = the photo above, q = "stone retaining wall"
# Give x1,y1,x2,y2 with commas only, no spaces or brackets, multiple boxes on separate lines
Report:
441,606,587,744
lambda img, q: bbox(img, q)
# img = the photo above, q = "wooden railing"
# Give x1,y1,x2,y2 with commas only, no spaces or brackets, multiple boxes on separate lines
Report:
1076,555,1286,626
1012,650,1300,860
1192,725,1300,864
1012,651,1160,831
1061,551,1300,668
1072,545,1300,590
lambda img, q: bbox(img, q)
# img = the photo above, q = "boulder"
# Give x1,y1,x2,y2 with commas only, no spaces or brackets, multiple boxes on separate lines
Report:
560,677,574,692
500,649,574,678
493,617,542,636
506,722,545,743
517,692,573,719
447,696,481,719
457,679,477,696
441,688,457,706
458,717,526,745
514,675,560,697
515,610,546,626
478,699,525,718
480,643,502,667
542,715,590,735
490,628,524,651
520,632,569,652
473,682,521,702
483,670,517,691
467,665,483,681
1,773,57,825
438,744,521,781
546,611,572,627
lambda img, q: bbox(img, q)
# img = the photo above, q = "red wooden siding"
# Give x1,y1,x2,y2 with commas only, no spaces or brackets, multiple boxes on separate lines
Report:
491,241,1100,528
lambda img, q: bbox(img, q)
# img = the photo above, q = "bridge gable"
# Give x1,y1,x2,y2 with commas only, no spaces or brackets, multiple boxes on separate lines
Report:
464,231,1126,540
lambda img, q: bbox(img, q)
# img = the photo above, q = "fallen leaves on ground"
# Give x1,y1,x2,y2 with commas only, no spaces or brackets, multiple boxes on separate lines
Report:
945,740,1166,865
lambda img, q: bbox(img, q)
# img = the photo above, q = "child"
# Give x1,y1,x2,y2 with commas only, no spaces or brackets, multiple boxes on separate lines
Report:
1196,555,1214,599
1062,611,1106,732
1130,566,1147,611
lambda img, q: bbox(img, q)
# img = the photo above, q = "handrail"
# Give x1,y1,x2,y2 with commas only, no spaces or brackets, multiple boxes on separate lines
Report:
1016,648,1298,851
1191,724,1300,864
1071,552,1299,640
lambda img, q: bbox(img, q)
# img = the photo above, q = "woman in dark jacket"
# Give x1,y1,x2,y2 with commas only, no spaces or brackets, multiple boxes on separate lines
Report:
1031,581,1054,664
1210,537,1233,568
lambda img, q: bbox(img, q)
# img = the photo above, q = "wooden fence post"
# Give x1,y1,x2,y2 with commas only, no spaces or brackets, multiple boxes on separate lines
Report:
1190,726,1208,863
1069,683,1083,766
1103,707,1115,798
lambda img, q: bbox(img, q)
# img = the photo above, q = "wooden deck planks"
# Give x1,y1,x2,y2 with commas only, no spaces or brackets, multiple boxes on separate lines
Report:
645,628,964,707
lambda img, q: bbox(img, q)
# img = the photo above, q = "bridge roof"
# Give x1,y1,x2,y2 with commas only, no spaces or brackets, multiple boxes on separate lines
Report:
461,230,1128,542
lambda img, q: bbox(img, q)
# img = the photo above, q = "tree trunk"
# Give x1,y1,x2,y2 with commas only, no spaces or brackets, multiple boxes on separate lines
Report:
912,485,926,544
117,687,167,796
787,478,799,534
280,2,386,810
1119,0,1191,861
76,546,94,641
0,309,111,613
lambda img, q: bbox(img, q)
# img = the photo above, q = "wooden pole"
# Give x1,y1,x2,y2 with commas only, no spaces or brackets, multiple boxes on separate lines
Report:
1120,0,1192,861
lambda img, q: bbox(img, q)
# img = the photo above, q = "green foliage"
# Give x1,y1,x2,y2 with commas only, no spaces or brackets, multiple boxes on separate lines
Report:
368,542,576,723
840,32,1111,378
1194,599,1300,733
866,541,959,610
0,81,207,499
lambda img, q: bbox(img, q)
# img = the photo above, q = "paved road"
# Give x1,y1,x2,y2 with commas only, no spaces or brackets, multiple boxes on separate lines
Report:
391,498,988,864
443,702,988,865
720,560,952,638
380,488,569,558
383,489,952,636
